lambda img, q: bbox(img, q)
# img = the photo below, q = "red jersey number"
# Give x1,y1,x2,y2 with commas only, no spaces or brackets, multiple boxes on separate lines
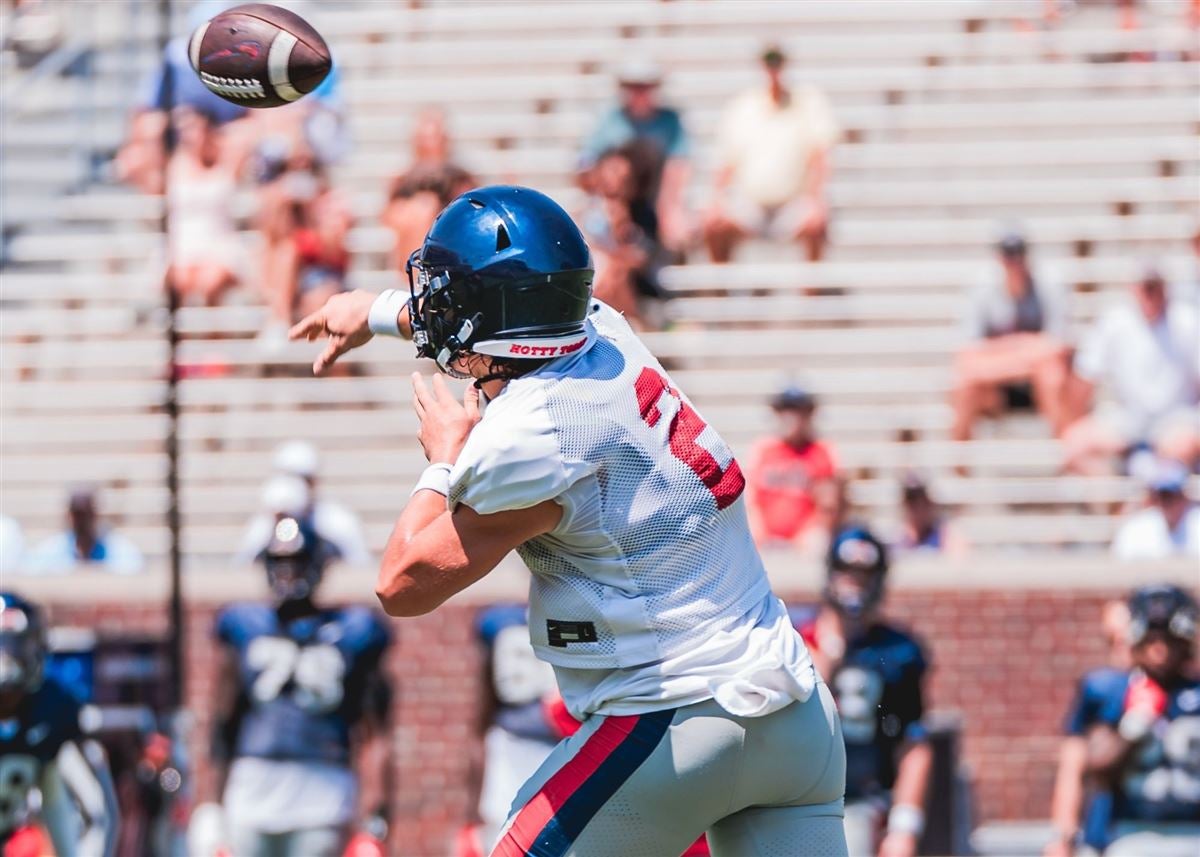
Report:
634,367,745,510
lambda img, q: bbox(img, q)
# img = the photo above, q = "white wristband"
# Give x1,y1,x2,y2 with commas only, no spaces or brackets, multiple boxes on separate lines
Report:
367,289,407,337
887,804,925,838
410,463,453,497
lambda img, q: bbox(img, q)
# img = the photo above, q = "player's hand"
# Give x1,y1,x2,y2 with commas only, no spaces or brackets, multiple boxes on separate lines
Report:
289,289,377,375
878,830,918,857
411,373,481,463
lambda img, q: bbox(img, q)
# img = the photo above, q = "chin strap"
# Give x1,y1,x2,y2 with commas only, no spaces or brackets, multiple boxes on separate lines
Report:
435,314,483,372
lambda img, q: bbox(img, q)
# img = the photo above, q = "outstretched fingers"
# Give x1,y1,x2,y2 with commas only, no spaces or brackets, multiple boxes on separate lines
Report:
289,309,327,342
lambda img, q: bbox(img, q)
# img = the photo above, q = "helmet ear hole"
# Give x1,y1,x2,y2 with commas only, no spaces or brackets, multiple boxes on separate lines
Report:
495,224,511,252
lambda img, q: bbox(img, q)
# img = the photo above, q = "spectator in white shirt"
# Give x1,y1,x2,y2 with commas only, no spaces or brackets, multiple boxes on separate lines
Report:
704,45,840,263
1062,268,1200,475
236,441,371,565
1112,461,1200,560
0,515,25,573
24,489,144,575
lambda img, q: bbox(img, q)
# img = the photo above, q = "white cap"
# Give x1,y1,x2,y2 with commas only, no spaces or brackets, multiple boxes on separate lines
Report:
273,440,319,479
260,474,311,517
615,59,663,86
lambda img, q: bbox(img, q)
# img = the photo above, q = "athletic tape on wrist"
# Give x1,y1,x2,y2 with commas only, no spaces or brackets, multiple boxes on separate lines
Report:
410,463,453,497
368,289,407,337
887,804,925,837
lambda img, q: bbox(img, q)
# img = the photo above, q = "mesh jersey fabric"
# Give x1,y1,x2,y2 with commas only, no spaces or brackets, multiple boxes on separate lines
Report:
449,301,772,675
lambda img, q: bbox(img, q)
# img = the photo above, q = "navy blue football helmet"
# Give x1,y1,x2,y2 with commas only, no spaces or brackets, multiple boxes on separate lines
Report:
1128,584,1198,647
406,185,595,376
0,592,47,696
258,517,339,605
824,526,889,620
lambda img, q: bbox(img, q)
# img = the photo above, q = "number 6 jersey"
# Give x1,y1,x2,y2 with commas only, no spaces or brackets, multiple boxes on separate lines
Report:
449,301,815,719
215,603,391,765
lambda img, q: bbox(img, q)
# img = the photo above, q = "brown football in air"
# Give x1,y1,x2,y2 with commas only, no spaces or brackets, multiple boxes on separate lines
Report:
188,3,331,108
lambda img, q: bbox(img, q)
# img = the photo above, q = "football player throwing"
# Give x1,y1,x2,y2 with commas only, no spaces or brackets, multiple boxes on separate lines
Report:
292,185,847,856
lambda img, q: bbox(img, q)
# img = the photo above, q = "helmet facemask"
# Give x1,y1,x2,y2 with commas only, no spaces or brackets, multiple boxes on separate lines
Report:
406,252,482,379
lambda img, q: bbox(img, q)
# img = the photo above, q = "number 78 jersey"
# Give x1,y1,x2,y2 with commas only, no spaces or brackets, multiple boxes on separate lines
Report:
448,301,772,671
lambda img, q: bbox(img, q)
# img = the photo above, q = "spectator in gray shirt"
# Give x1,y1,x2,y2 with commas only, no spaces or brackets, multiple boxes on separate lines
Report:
950,232,1071,446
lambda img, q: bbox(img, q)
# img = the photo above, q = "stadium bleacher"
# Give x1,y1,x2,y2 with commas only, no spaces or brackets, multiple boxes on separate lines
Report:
2,0,1197,568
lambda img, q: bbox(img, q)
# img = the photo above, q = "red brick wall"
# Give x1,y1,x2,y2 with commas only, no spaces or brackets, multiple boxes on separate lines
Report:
43,588,1119,856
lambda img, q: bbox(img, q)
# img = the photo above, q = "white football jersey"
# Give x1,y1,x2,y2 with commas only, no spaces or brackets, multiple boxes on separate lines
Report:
449,302,813,716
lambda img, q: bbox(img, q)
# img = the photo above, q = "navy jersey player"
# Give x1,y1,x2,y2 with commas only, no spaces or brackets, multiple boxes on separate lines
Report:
1046,666,1128,856
794,527,932,857
291,185,847,857
193,518,393,857
1073,584,1200,856
460,605,564,855
0,592,118,857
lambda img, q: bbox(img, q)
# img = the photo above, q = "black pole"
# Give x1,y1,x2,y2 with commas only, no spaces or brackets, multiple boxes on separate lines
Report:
157,0,185,711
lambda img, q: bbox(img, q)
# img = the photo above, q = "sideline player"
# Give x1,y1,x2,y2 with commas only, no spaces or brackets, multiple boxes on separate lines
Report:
291,185,847,856
191,517,393,856
458,605,568,856
0,592,118,857
792,526,932,857
1064,584,1199,856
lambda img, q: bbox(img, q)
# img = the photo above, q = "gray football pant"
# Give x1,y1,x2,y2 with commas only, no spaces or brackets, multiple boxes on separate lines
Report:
494,682,848,857
227,824,349,857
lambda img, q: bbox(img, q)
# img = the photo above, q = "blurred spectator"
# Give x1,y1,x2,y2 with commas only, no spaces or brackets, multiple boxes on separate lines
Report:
794,475,851,558
1112,460,1200,559
1054,585,1200,857
579,59,691,252
458,605,564,855
2,0,64,68
0,514,24,573
116,0,250,195
704,45,840,264
894,474,969,557
167,106,243,307
793,527,932,857
579,145,666,328
192,516,392,856
382,109,475,272
259,162,354,343
745,385,839,548
237,442,371,566
950,232,1071,444
25,488,144,574
1062,267,1200,475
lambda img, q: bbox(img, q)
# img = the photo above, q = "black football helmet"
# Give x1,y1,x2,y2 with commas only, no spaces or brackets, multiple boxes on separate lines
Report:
405,185,595,377
1128,584,1198,647
824,525,890,620
258,517,339,605
0,592,47,697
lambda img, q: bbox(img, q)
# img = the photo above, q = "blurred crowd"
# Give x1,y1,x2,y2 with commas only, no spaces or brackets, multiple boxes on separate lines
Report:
1,1,1198,855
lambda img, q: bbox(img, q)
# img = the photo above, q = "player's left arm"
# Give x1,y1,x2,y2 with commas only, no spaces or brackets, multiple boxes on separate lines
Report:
290,290,412,376
882,739,933,857
41,739,119,857
352,657,394,843
376,373,562,618
879,643,933,857
377,491,560,618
